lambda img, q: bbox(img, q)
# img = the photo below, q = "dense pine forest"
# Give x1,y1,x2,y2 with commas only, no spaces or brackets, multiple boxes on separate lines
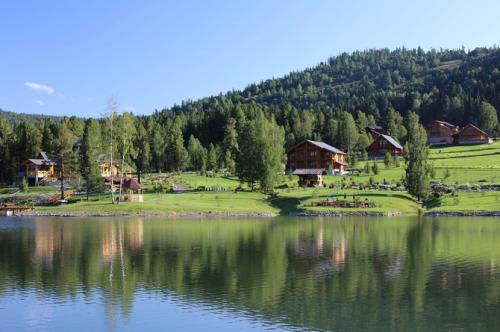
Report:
1,47,499,189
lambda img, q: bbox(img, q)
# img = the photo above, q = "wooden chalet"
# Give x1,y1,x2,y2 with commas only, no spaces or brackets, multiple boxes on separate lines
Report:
21,152,57,186
452,123,493,145
367,134,403,157
293,168,327,187
425,120,460,145
287,140,347,174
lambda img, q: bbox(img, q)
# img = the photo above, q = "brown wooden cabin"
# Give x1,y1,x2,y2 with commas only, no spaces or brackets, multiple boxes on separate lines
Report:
287,140,347,174
367,134,403,157
293,168,327,187
21,152,57,186
452,123,493,145
425,120,460,145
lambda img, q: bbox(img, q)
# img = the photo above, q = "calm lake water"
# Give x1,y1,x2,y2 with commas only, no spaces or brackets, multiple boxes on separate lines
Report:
0,216,499,331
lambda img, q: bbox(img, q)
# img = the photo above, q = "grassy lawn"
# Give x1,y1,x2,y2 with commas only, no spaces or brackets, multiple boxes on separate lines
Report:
428,191,500,212
37,191,279,214
10,141,500,216
273,188,419,214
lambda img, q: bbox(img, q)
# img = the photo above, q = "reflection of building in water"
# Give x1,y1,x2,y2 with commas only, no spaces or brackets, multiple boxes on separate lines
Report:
33,220,72,267
290,230,348,275
331,236,346,267
102,220,144,261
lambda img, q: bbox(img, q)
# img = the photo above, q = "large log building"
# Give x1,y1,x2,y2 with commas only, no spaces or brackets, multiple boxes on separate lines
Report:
286,140,347,173
425,120,460,145
452,123,493,145
21,152,57,186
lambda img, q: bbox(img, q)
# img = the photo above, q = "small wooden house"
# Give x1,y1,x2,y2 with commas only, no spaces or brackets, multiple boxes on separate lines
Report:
425,120,460,145
21,152,57,186
287,140,347,173
452,124,493,145
98,154,134,177
293,168,327,187
367,134,403,157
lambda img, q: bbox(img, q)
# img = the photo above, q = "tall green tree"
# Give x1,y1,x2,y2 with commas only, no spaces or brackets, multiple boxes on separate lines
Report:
115,112,137,201
0,118,14,183
55,118,77,201
237,112,285,191
222,117,239,174
165,122,188,171
404,112,430,201
80,119,104,200
187,135,207,172
477,101,498,135
133,121,151,183
337,112,358,153
207,143,217,172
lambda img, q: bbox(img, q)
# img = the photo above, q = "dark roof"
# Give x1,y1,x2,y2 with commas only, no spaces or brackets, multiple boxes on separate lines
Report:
425,120,458,129
293,168,327,175
369,134,403,150
123,178,144,191
452,123,492,138
289,139,346,154
381,134,403,150
22,151,57,166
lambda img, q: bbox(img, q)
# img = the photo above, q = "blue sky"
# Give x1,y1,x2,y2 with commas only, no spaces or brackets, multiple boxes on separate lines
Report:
1,0,499,117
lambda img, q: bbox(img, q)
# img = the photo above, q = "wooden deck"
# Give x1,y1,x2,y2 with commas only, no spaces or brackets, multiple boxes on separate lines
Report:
0,203,34,216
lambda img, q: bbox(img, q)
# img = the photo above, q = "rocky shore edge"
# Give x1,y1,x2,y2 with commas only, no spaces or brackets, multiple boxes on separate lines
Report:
424,211,500,217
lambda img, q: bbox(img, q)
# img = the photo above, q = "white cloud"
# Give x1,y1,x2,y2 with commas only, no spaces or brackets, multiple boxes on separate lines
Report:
35,100,45,106
24,81,55,94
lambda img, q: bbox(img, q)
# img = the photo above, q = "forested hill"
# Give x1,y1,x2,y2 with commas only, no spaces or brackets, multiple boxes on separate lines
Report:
159,46,500,147
0,108,62,125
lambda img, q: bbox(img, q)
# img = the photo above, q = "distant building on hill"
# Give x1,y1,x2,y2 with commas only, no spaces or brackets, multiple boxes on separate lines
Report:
367,134,403,157
20,152,57,186
286,139,347,174
452,123,493,145
425,120,460,145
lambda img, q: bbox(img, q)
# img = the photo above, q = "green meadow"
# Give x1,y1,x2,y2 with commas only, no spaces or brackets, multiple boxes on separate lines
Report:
17,141,500,216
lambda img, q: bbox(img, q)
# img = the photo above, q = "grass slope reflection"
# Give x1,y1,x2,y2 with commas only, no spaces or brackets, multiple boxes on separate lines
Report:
0,217,500,331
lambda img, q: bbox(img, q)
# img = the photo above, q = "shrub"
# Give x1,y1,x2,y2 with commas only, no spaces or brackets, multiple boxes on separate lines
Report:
19,178,28,193
371,162,379,175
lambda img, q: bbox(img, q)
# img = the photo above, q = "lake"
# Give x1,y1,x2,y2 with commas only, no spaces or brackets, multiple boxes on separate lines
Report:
0,216,499,331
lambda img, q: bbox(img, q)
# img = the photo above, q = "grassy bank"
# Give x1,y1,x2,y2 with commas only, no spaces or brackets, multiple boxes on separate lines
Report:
5,142,500,217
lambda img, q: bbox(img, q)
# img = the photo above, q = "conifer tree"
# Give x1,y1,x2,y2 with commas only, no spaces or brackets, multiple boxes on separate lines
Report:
404,112,430,201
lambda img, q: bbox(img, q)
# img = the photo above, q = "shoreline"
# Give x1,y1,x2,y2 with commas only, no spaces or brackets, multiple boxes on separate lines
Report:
11,209,500,218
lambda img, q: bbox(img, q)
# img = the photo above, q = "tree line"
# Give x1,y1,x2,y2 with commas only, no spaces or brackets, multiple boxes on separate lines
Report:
1,46,500,195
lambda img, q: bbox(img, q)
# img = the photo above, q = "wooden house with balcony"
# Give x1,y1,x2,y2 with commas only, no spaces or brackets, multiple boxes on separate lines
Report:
367,134,403,157
286,140,347,174
452,124,493,145
425,120,460,145
21,152,57,186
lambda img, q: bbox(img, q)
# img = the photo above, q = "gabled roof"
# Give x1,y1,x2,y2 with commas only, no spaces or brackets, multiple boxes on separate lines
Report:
425,120,458,129
369,134,403,150
22,151,57,166
452,123,492,138
293,168,327,175
289,139,346,154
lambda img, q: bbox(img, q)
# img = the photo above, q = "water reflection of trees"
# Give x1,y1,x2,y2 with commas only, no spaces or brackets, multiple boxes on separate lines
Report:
0,217,499,331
